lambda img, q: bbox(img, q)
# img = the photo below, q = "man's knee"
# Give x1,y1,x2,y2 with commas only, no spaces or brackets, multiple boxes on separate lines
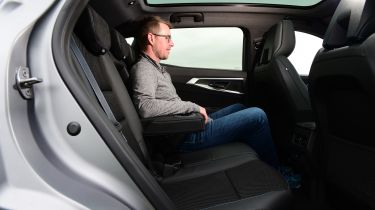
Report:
232,103,247,110
247,107,269,124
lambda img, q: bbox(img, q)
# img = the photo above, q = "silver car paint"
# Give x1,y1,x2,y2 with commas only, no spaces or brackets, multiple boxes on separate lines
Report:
0,0,153,209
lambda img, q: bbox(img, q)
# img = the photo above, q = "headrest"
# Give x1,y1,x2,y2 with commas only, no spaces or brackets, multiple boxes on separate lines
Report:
110,29,132,61
74,7,111,55
110,28,138,67
259,20,295,64
323,0,375,49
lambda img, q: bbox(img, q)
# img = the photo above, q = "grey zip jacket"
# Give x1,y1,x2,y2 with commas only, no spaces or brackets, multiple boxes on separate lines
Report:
131,56,200,118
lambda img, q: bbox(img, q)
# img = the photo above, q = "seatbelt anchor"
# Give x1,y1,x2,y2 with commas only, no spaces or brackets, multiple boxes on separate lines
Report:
163,160,182,177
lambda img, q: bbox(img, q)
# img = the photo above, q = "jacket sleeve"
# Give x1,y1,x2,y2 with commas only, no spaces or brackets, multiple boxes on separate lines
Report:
131,63,200,118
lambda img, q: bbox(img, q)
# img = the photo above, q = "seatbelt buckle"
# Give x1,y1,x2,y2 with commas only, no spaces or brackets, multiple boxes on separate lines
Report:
163,160,182,177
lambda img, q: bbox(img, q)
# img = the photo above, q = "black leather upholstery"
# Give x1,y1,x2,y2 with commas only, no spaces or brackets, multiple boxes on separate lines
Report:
253,20,313,147
108,28,133,91
323,0,375,49
73,6,291,210
163,143,258,183
75,7,110,55
309,0,375,209
110,28,137,67
162,159,288,210
141,113,205,135
259,20,295,64
202,191,291,210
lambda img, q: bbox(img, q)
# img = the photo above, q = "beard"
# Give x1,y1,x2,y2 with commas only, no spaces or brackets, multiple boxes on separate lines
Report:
159,51,170,60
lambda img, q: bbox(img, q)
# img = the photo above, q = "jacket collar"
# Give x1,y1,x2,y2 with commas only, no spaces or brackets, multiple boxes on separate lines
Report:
141,53,165,73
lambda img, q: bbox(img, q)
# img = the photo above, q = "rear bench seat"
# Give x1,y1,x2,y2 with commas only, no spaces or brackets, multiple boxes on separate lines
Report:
72,6,291,210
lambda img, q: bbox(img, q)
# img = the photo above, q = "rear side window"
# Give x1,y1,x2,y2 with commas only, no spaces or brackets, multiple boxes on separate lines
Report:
162,27,243,71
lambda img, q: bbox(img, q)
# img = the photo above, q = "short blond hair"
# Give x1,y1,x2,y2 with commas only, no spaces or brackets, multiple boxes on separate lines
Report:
138,16,172,51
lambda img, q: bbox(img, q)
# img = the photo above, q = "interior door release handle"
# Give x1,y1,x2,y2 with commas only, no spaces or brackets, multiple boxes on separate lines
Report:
208,81,229,89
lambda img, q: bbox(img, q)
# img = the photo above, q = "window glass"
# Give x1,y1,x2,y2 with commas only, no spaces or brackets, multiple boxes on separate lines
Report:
288,32,323,76
125,37,134,45
162,27,243,71
147,0,321,7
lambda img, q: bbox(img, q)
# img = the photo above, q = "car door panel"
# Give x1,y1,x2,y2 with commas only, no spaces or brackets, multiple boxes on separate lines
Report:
166,65,246,112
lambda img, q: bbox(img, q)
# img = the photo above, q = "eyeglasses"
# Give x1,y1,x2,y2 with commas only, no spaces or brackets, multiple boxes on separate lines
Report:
152,33,172,42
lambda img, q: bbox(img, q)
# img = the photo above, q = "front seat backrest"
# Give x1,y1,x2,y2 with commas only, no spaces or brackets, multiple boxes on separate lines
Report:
309,0,375,209
253,20,313,145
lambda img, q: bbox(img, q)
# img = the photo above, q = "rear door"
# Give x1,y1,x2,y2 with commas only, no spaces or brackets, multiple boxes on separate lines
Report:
161,27,248,113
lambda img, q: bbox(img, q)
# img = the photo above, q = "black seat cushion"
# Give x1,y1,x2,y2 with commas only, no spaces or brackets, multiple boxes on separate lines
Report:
163,158,289,210
160,143,290,209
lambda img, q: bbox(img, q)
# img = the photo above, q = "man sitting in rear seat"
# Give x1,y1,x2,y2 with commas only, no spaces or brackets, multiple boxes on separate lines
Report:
131,16,279,168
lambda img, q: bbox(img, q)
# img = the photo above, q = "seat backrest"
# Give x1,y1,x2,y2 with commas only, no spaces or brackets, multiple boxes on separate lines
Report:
253,20,313,144
73,6,150,166
109,28,138,91
110,28,140,95
258,20,295,65
110,28,137,68
109,29,130,89
309,0,375,208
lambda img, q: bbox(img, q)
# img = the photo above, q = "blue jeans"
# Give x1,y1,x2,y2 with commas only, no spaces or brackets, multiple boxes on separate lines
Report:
179,103,279,168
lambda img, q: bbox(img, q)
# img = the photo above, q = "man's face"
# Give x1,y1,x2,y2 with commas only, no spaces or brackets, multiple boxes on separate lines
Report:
152,23,174,60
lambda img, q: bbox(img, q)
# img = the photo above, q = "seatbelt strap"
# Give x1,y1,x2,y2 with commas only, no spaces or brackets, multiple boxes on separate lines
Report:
70,37,124,137
70,37,163,176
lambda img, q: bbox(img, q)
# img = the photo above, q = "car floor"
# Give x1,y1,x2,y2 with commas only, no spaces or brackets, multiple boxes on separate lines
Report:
291,187,334,210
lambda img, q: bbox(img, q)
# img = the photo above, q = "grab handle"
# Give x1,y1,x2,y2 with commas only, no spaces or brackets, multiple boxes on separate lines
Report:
170,13,204,23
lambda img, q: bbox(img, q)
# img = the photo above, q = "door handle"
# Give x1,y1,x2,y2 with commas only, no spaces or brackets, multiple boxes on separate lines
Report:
170,13,204,23
187,78,244,95
208,81,229,89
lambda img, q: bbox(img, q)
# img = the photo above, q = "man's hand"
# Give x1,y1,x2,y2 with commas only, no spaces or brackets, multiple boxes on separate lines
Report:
199,106,209,124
